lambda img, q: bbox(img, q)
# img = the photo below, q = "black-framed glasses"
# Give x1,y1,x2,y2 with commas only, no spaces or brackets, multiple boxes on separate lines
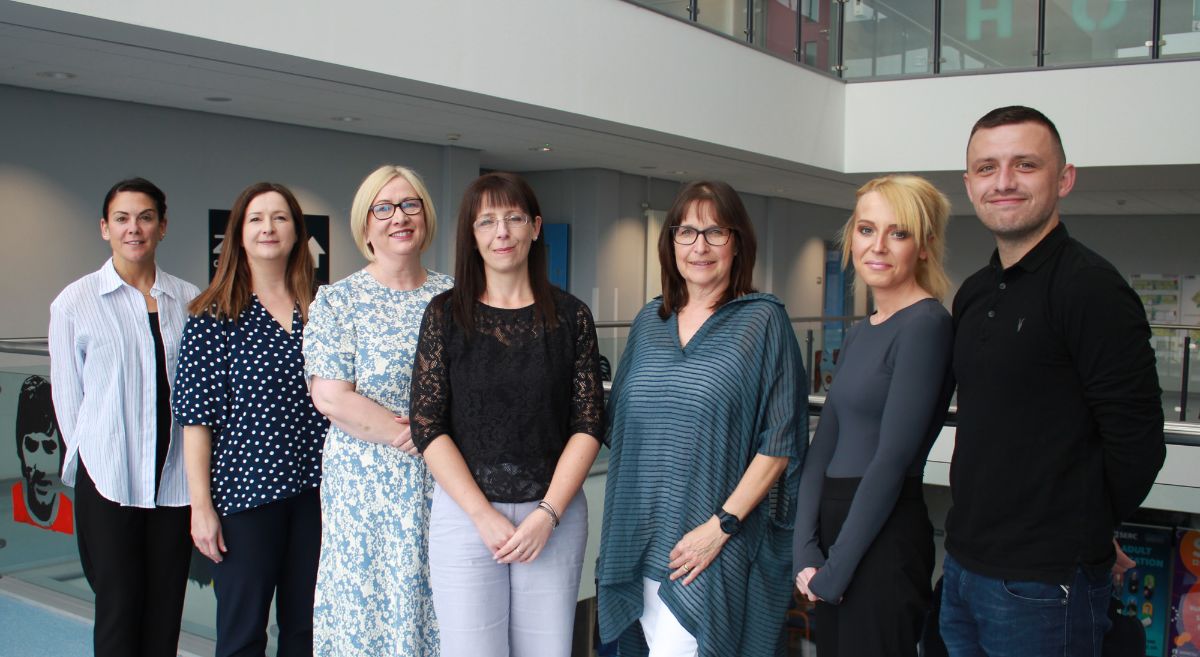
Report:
371,198,423,220
474,213,531,232
671,225,735,246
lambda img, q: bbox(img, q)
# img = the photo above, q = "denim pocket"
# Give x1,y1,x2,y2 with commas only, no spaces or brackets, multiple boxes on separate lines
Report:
1001,579,1068,604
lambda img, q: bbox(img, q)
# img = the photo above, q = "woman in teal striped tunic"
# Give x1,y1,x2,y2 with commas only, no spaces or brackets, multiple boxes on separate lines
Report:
597,181,807,657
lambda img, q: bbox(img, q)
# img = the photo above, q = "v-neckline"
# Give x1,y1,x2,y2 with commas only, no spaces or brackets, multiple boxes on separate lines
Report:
669,307,720,353
254,295,298,336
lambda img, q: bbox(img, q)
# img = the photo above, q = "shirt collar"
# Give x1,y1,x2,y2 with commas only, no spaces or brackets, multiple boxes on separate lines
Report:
96,257,179,300
989,221,1069,275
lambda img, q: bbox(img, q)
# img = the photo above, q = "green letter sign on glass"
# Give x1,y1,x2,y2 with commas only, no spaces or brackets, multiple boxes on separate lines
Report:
966,0,1013,40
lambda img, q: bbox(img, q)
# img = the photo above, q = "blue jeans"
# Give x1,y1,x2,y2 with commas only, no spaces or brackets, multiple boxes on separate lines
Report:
939,552,1112,657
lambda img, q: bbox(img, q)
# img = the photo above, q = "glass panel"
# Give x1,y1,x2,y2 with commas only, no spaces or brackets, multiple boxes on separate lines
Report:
799,0,840,73
1161,0,1200,57
1151,327,1200,425
941,0,1040,71
633,0,695,21
761,0,800,58
842,0,936,78
696,0,750,40
1043,0,1153,65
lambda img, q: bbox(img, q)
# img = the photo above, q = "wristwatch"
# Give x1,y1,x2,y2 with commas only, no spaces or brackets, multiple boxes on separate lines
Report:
716,509,742,536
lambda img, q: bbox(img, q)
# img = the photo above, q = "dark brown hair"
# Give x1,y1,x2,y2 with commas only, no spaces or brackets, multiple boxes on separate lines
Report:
102,177,166,219
451,172,557,332
657,181,757,319
189,182,315,321
969,105,1066,166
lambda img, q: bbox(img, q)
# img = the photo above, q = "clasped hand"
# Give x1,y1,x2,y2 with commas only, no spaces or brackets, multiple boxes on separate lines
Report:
474,505,556,564
795,567,822,602
390,416,418,455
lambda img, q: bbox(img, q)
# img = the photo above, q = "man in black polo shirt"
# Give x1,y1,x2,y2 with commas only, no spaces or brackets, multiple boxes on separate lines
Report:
939,105,1165,657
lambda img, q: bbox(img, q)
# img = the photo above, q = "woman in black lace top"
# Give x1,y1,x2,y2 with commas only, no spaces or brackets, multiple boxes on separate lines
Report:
411,172,605,657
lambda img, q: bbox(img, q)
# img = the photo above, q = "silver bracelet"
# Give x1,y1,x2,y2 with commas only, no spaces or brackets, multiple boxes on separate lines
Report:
537,500,560,528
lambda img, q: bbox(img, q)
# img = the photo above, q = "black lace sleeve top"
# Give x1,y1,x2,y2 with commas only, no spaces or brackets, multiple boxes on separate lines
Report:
411,287,606,502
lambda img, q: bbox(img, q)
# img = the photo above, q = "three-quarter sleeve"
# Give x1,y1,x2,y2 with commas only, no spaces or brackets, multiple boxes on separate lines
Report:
568,300,605,441
303,285,356,383
172,313,229,428
410,298,452,451
807,310,952,602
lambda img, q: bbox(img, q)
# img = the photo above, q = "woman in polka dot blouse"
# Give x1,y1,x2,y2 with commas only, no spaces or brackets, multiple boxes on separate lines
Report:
172,182,328,657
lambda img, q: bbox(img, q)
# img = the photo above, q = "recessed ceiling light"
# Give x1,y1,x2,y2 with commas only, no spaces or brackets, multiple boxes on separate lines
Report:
671,170,687,175
36,71,75,80
330,116,360,122
529,144,553,152
204,96,233,103
446,133,462,141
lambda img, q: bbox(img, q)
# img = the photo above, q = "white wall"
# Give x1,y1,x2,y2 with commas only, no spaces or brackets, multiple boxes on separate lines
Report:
843,60,1200,172
12,0,1200,180
0,84,479,340
15,0,847,172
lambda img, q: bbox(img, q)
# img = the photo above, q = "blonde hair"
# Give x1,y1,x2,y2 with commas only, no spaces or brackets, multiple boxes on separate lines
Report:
840,174,951,301
349,165,438,261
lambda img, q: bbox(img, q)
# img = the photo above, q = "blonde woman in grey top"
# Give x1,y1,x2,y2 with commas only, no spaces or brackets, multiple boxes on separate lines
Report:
792,174,954,657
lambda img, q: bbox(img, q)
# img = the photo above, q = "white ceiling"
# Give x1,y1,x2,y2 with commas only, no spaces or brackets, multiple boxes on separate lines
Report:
1,1,1197,217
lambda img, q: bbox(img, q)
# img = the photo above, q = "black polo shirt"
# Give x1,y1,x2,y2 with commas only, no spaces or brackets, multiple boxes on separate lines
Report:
946,222,1164,584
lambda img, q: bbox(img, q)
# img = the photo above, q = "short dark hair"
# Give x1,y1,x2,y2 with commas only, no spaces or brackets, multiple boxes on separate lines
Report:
969,105,1066,166
657,181,757,319
451,172,557,332
102,177,167,219
15,375,63,469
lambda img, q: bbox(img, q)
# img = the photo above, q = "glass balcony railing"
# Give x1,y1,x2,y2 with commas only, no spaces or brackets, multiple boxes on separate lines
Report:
625,0,1200,79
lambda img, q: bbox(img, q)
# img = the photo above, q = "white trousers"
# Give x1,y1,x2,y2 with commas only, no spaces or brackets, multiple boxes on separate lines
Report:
429,484,587,657
641,578,699,657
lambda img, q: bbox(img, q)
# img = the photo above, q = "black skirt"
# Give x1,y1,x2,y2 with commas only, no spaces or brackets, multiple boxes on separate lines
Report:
814,476,934,657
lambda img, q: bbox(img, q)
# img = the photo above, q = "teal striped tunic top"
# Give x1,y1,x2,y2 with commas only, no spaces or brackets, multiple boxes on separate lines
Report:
597,293,807,657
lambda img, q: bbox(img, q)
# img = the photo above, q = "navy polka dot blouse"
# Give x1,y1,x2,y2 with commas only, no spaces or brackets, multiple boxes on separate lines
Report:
172,297,327,517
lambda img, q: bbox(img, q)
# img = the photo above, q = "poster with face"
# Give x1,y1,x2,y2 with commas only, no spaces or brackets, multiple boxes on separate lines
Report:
8,375,73,534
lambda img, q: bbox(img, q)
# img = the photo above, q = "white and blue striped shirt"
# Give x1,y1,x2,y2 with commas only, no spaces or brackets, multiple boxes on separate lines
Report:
49,258,200,508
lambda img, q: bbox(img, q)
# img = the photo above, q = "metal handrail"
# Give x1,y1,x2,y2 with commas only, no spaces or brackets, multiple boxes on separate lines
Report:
0,338,48,356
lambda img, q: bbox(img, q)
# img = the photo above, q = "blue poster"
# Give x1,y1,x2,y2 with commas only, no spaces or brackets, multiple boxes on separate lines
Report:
1116,523,1174,657
543,223,569,290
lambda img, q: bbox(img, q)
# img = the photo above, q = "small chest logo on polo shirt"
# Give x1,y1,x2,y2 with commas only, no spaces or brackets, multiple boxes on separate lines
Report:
1017,318,1026,332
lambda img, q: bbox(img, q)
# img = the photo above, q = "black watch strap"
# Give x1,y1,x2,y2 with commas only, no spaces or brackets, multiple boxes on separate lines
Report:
716,509,742,536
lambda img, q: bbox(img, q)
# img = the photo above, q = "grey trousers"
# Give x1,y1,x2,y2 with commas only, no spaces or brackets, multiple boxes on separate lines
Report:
429,484,588,657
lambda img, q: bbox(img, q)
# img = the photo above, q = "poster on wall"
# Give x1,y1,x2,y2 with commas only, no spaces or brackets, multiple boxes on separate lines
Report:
542,223,569,290
2,373,73,535
816,243,847,393
1115,523,1174,656
1180,275,1200,327
1170,529,1200,656
1132,274,1182,323
1132,274,1182,362
209,211,330,286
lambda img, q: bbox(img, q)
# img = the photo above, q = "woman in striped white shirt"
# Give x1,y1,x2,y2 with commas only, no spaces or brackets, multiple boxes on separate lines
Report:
49,177,200,657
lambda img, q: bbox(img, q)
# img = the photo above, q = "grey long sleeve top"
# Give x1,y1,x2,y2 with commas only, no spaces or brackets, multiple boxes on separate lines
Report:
792,298,953,602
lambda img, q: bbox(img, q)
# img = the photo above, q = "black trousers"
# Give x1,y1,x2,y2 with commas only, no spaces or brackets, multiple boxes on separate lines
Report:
814,476,934,657
74,462,192,657
211,487,321,657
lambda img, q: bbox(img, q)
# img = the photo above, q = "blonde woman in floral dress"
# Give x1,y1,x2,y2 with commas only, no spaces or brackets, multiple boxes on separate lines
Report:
304,165,452,655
